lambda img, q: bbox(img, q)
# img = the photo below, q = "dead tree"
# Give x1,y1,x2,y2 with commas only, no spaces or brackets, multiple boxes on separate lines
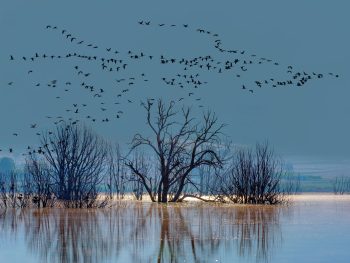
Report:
40,123,108,208
333,176,350,195
0,171,27,208
128,150,149,200
253,142,284,204
0,172,9,208
196,141,233,199
220,147,255,203
25,154,54,208
106,144,128,200
219,142,295,204
126,99,224,202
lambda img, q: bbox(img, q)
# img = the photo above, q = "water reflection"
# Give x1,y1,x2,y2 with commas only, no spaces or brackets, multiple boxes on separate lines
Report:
0,203,286,263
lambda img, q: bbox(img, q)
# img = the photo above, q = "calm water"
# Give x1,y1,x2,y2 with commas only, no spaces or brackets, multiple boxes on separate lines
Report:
0,198,349,263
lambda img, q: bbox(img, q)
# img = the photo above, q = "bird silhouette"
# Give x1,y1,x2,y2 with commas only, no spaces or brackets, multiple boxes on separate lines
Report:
2,21,338,139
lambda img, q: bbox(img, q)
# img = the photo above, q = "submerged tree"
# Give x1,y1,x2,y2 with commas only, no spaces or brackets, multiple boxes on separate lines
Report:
39,123,108,208
218,142,297,204
126,99,224,202
333,176,350,195
25,154,54,208
0,171,20,208
105,144,128,200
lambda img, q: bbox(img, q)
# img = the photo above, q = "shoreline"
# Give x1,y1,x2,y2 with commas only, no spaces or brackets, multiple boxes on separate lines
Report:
290,193,350,202
99,193,350,203
1,193,349,211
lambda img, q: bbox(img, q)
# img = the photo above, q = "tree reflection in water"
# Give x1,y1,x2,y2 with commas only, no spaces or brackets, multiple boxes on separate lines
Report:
0,203,288,263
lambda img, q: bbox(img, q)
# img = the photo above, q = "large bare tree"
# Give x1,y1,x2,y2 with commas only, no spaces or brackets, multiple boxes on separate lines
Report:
126,99,224,202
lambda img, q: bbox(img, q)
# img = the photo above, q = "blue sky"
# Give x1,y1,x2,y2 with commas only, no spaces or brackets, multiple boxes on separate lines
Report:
0,0,349,176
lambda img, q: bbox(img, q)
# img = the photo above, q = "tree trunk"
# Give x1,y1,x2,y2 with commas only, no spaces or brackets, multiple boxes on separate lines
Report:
160,178,169,203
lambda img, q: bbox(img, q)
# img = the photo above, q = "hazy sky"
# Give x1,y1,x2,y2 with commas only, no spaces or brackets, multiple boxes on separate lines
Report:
0,0,349,174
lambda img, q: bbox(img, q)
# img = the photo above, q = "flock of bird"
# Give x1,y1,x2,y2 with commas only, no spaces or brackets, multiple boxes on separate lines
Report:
1,20,339,155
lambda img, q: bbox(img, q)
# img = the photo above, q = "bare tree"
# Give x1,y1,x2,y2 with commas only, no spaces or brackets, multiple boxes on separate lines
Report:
126,99,224,202
0,171,29,208
333,176,350,195
25,154,54,208
105,144,128,200
0,172,12,208
0,172,8,208
218,142,297,204
128,150,150,200
195,141,233,200
219,147,255,203
39,123,108,208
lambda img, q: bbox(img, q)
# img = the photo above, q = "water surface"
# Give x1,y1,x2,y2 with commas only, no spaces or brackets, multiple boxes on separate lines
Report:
0,197,349,263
